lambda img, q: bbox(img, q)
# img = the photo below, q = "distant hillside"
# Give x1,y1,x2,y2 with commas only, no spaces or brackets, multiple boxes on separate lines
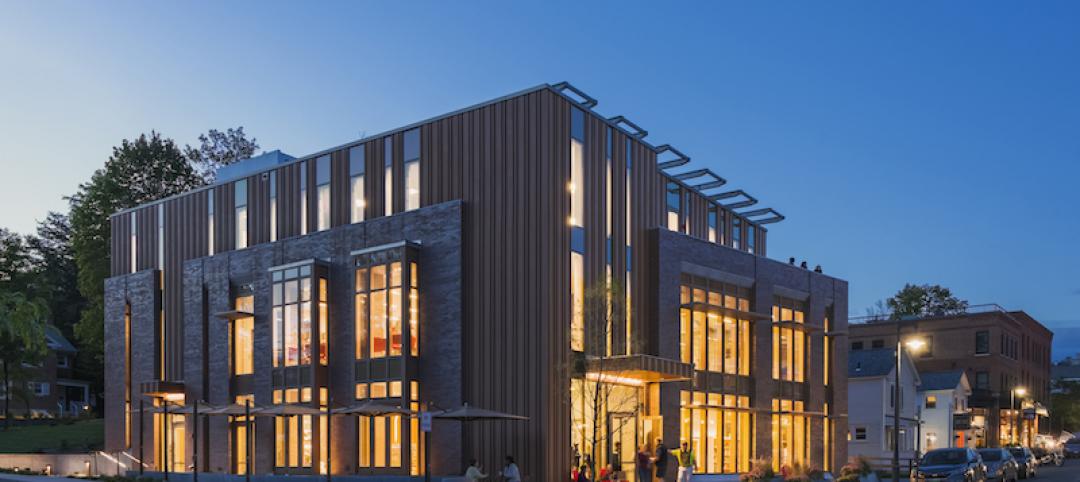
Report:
1048,321,1080,362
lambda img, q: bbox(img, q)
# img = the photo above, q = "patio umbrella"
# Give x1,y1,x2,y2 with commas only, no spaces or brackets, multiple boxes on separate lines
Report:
332,400,416,416
432,402,529,421
253,404,325,416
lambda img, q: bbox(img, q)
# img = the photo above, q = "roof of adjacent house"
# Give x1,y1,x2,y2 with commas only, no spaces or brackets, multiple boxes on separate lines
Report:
848,348,897,378
45,325,77,353
920,370,966,391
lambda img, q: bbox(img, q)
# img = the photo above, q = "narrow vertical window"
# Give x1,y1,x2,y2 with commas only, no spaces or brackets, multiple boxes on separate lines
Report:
124,303,131,447
682,190,691,234
130,215,137,273
318,278,328,365
384,137,393,217
604,128,613,355
746,225,755,254
350,145,366,223
388,262,403,356
569,107,585,352
232,296,254,375
666,181,680,231
207,194,214,256
409,262,419,356
157,204,164,269
269,171,278,242
235,179,248,249
300,161,308,235
404,129,420,211
732,217,742,250
570,252,584,352
315,155,330,231
708,205,718,243
370,264,388,358
569,108,584,228
625,139,632,354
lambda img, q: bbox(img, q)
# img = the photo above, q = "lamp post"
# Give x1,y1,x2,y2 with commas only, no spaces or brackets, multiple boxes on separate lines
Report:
893,321,925,482
1011,387,1026,446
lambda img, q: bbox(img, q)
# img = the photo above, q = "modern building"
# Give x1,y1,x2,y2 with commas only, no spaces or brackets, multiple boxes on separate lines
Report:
0,325,91,418
102,82,849,481
847,348,920,467
917,371,972,452
849,305,1053,449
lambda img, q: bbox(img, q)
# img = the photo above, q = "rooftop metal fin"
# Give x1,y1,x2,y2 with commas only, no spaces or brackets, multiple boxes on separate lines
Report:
711,189,758,209
655,144,690,169
738,207,785,225
607,115,648,139
551,82,598,108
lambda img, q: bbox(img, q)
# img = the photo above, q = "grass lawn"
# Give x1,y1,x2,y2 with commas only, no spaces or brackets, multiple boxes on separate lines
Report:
0,418,103,453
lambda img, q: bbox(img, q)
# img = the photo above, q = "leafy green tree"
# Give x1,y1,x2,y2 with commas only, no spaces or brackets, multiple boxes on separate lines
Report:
0,230,48,429
886,283,968,319
1050,382,1080,434
69,132,204,382
184,127,259,182
26,212,83,337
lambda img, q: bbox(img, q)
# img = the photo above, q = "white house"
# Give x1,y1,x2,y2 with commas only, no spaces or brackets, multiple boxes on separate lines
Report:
917,370,972,452
847,348,921,466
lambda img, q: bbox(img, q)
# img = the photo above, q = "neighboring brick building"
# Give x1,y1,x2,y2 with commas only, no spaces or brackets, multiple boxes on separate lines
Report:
849,305,1053,448
1,325,91,418
103,82,849,480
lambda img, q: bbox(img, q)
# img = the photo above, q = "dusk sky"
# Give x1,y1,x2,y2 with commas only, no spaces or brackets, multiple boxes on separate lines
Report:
2,2,1078,356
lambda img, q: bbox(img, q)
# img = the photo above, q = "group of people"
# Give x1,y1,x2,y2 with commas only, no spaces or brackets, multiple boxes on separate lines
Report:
464,455,521,481
571,440,696,482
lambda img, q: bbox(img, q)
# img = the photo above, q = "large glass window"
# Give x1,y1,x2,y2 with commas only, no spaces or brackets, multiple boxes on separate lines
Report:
233,394,254,474
315,155,330,231
235,179,248,249
355,380,416,469
772,297,806,382
771,399,809,471
232,295,254,375
273,388,314,469
300,161,308,235
272,265,315,367
356,247,418,359
680,275,752,375
681,391,752,474
270,171,278,242
350,145,366,223
384,137,393,217
404,129,420,211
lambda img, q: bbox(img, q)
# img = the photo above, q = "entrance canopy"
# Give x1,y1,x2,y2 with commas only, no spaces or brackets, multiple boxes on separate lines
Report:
140,380,185,401
584,354,692,386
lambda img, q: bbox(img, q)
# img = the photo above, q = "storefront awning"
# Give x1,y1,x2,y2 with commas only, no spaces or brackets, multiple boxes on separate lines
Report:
584,354,693,385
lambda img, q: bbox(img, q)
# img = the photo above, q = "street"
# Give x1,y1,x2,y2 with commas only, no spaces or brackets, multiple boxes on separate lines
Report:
1036,461,1080,482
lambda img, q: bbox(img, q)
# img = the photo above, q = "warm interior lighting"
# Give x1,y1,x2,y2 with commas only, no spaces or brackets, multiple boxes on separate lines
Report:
904,337,926,352
1014,387,1027,397
162,393,185,402
584,372,646,387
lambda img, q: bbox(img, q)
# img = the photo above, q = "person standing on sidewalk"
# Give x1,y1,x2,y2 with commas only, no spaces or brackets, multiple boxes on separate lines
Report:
672,442,694,482
652,439,669,481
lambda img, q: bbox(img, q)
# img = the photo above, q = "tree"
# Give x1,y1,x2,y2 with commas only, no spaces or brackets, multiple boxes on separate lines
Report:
569,280,638,480
69,132,204,387
26,212,84,338
184,127,259,182
885,283,968,320
0,230,48,429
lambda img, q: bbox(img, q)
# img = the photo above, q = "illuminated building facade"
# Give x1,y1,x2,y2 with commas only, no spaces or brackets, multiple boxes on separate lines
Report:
103,83,848,480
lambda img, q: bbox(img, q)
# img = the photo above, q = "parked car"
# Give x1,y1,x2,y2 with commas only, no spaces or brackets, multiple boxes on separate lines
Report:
1007,447,1038,478
914,448,987,482
1065,437,1080,459
1032,445,1063,467
978,448,1019,482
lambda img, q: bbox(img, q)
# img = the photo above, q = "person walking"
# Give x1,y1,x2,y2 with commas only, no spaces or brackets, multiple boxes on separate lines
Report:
610,441,623,481
464,459,488,481
635,445,652,482
500,455,521,482
673,442,694,482
652,439,669,481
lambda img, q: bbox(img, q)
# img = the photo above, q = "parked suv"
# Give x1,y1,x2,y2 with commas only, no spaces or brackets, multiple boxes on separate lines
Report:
1008,447,1038,479
915,448,987,482
978,448,1018,482
1065,437,1080,459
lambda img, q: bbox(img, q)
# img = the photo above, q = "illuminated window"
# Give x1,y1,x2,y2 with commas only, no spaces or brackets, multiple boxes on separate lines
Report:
157,204,164,268
130,215,137,272
680,276,753,375
356,246,418,359
404,129,420,211
746,225,755,254
625,139,633,354
666,181,680,231
680,391,752,474
124,303,131,447
569,108,586,353
384,137,393,217
569,108,584,227
771,399,809,471
926,395,937,409
272,264,316,367
350,145,366,223
235,180,248,249
207,195,214,256
708,205,718,243
232,295,254,375
772,297,806,382
570,252,584,351
315,155,330,231
732,217,741,250
234,394,254,474
300,161,308,235
318,278,328,365
269,171,278,242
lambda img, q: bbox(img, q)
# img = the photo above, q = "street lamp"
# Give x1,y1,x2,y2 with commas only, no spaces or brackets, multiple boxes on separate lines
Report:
893,330,926,482
1011,387,1027,446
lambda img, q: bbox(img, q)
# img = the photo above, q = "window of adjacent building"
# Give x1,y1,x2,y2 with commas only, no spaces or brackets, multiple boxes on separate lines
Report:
732,217,742,250
272,265,314,367
708,205,719,243
384,137,394,217
772,297,807,382
666,181,680,231
851,341,864,350
157,204,164,269
316,155,330,231
300,161,308,235
356,258,416,359
207,194,214,256
269,171,278,242
975,371,989,389
679,275,752,375
854,427,867,440
922,336,934,358
232,295,254,375
872,339,884,349
772,399,809,471
130,215,137,272
404,129,420,211
235,179,248,249
926,395,937,409
680,391,752,474
975,330,990,354
350,145,366,223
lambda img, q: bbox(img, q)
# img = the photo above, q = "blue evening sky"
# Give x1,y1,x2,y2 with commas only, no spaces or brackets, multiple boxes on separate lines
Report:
2,1,1078,356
